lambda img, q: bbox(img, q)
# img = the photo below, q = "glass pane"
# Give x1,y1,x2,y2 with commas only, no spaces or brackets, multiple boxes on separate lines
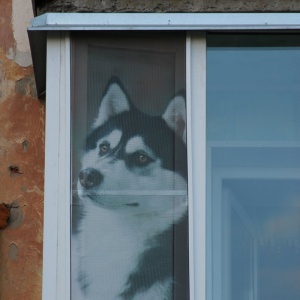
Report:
71,33,189,300
207,35,300,300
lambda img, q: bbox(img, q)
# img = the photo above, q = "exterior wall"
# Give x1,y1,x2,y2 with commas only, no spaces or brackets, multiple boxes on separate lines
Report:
35,0,300,14
0,0,44,299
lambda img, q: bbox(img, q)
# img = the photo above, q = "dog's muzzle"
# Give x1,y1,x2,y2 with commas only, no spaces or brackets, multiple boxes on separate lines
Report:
79,168,103,189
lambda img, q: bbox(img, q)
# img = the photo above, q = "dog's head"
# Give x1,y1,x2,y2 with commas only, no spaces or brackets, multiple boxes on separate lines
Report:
77,79,187,213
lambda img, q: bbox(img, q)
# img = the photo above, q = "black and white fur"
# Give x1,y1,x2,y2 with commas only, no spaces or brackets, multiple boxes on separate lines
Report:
72,79,189,300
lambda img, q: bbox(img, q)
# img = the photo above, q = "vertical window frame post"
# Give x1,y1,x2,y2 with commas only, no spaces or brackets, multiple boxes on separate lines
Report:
43,32,71,300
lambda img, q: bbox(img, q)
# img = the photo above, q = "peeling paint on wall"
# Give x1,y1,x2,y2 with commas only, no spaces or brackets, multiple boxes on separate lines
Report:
0,0,43,299
10,0,34,67
9,242,19,261
0,204,10,229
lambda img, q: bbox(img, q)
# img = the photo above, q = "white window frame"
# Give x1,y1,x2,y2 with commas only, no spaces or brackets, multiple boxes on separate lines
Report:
27,13,300,300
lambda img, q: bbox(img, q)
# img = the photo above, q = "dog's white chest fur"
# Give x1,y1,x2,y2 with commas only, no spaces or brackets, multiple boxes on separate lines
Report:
73,200,185,300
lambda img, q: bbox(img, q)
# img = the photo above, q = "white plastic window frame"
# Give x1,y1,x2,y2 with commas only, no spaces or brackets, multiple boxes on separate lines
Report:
34,13,300,300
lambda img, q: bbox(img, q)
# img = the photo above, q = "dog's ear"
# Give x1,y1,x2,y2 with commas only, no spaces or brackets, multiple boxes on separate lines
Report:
93,82,130,128
162,95,186,144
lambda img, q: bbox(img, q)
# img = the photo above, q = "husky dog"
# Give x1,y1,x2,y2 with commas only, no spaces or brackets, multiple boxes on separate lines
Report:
72,79,189,300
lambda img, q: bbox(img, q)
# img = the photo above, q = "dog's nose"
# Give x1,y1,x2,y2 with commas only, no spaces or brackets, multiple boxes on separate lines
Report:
79,168,103,189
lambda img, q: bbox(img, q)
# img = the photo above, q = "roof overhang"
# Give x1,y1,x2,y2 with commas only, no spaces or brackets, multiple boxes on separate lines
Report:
28,13,300,99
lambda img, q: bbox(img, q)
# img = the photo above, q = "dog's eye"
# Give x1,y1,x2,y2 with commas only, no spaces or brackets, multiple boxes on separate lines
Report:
133,152,153,166
127,151,153,168
138,154,147,163
99,142,110,155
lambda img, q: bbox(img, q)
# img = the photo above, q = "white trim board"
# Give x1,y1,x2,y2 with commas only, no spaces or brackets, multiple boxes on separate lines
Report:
29,13,300,31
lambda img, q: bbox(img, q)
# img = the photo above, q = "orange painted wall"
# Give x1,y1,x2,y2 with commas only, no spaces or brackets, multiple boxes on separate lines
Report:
0,0,44,299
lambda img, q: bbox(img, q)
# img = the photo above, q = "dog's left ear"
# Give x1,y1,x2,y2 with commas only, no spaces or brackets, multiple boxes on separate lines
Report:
93,82,130,128
162,95,187,144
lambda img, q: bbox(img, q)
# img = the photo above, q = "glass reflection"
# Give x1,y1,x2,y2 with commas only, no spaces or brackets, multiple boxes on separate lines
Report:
207,35,300,300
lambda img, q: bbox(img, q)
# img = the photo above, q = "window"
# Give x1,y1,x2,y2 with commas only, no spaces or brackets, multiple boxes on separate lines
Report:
71,32,188,300
28,13,300,300
207,34,300,300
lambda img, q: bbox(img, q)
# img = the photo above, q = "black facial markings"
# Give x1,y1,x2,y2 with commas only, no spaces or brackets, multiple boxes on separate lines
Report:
125,203,139,207
126,151,154,168
85,118,120,151
84,108,187,180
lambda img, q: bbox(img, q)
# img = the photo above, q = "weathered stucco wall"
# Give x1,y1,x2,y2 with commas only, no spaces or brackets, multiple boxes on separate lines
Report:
0,0,44,299
35,0,300,14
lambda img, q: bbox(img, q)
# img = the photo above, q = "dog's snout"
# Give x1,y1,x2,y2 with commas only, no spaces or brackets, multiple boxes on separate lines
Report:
79,168,103,189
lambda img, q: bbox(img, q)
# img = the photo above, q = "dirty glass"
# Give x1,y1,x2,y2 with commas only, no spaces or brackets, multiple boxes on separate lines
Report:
71,32,189,300
207,34,300,300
